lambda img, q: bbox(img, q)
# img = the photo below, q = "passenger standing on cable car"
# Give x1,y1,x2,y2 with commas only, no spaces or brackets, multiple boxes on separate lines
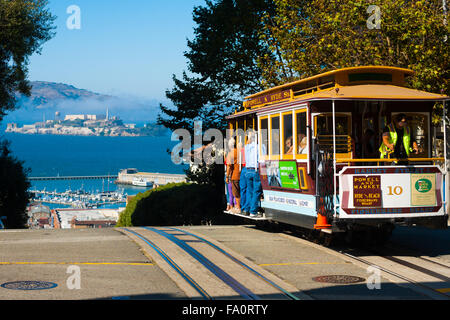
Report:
379,113,419,164
225,138,236,213
244,130,262,217
238,137,248,215
226,138,241,214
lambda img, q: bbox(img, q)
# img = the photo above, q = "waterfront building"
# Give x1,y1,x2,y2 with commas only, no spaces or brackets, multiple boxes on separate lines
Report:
55,209,120,229
117,168,187,186
27,204,52,229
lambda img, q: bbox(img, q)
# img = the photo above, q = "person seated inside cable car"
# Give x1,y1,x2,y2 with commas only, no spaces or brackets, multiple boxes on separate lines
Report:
298,134,308,154
285,136,293,154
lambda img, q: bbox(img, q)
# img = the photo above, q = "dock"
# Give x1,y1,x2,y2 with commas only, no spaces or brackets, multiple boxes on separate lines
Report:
115,169,187,186
29,175,117,181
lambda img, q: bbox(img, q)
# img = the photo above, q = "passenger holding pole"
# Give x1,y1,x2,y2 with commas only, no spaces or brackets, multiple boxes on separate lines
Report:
243,130,262,217
238,135,249,215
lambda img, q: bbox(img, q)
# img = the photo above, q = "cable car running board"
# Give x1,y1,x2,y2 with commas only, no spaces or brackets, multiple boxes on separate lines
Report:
223,211,268,221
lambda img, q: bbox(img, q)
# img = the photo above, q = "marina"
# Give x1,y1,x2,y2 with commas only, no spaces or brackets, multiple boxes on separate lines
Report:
27,169,187,210
30,188,128,209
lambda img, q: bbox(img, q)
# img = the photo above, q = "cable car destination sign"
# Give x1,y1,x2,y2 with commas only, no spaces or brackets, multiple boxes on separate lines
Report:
338,166,443,216
353,176,381,207
244,90,291,109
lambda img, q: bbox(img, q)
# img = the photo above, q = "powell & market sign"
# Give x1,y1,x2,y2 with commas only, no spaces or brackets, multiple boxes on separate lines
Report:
244,90,291,109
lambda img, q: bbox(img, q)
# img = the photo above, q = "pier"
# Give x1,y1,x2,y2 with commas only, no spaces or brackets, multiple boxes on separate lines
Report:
116,169,187,186
28,171,187,185
29,175,118,181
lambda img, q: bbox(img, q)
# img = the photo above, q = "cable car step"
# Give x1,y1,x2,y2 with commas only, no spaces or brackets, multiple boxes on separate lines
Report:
223,211,268,221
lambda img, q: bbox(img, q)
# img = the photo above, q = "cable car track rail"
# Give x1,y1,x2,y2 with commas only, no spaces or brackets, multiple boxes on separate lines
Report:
122,227,301,300
164,227,300,300
260,223,450,300
123,228,211,299
337,248,450,300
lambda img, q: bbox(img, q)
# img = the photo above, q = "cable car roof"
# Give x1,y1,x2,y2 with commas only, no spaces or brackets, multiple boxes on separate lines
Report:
245,66,415,100
230,66,449,119
292,84,449,101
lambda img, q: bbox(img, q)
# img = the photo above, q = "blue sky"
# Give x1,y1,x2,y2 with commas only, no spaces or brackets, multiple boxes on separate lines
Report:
29,0,206,101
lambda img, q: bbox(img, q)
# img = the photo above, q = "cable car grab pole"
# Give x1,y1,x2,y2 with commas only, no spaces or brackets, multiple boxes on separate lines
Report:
332,99,337,218
444,100,448,215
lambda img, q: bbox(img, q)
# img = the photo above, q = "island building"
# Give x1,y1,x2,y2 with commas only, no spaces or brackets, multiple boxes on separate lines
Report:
6,123,17,131
64,114,106,121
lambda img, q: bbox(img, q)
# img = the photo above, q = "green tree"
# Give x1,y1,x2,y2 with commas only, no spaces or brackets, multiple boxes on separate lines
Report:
158,0,274,189
0,0,55,228
0,141,30,229
158,0,275,134
0,0,55,121
260,0,449,98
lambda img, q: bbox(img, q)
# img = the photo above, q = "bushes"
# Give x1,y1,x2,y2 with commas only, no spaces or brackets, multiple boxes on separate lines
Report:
116,182,228,227
0,140,30,229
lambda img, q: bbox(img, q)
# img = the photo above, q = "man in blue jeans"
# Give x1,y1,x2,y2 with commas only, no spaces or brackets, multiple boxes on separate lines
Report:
238,136,249,215
239,166,248,214
244,130,262,217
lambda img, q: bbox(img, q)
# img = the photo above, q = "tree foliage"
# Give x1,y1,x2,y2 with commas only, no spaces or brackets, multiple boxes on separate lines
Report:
0,140,30,229
157,0,275,189
0,0,55,228
158,0,275,134
259,0,449,99
0,0,55,121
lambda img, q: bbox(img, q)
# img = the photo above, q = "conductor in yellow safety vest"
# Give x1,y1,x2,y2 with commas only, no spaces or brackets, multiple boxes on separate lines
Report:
379,113,419,161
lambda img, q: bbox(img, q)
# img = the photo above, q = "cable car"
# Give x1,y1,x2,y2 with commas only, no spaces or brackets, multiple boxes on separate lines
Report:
225,66,448,242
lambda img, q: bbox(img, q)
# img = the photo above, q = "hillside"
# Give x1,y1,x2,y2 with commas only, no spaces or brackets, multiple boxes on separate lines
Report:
16,81,112,109
7,81,161,123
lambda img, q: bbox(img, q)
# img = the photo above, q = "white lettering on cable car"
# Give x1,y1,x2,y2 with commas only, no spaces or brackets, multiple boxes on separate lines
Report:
267,195,313,208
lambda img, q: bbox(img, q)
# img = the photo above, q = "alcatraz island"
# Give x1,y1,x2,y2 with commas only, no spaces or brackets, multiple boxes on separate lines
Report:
6,110,167,137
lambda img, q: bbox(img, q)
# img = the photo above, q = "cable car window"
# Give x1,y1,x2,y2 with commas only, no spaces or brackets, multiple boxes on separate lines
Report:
283,113,293,155
260,117,268,157
247,117,255,130
271,116,280,156
235,119,245,146
315,114,350,136
315,113,352,155
296,111,307,155
348,73,392,83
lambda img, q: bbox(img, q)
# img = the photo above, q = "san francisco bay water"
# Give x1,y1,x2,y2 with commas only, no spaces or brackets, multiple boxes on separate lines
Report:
2,132,187,208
